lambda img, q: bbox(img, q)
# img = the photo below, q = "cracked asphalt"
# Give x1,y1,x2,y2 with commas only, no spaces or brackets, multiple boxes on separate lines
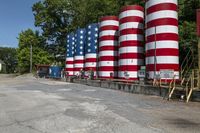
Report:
0,74,200,133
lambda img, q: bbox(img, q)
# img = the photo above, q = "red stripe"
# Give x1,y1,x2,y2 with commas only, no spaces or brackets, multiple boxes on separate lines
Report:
120,16,144,24
146,64,179,71
98,76,117,79
120,41,143,47
99,56,118,61
99,46,118,51
147,18,178,28
118,77,138,80
119,53,144,59
100,26,119,31
99,36,118,41
74,60,84,63
146,33,179,43
121,5,144,12
85,58,97,62
146,48,179,57
100,16,118,21
98,66,118,71
118,66,140,71
120,28,143,35
66,61,74,64
74,68,84,71
147,3,177,14
85,67,97,71
65,68,74,71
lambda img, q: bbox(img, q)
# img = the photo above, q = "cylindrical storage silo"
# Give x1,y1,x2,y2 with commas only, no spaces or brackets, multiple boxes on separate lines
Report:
85,23,99,78
74,28,86,76
98,16,119,79
118,5,144,80
145,0,179,80
66,33,75,76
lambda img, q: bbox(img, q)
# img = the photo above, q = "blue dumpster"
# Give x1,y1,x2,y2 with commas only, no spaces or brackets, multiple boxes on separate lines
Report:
49,66,62,78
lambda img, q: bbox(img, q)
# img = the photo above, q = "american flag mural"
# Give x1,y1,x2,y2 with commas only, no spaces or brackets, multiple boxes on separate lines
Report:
74,28,86,76
145,0,179,80
98,16,119,79
119,5,144,80
66,32,75,76
85,23,99,77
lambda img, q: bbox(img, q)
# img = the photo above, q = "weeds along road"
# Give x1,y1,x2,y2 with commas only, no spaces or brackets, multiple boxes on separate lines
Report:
0,74,200,133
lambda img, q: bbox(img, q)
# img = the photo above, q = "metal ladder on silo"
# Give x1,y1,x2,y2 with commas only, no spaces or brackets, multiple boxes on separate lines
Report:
167,48,199,102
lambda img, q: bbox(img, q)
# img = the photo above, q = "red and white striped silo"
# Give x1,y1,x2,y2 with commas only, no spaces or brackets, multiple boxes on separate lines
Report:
145,0,179,80
118,5,144,80
98,16,119,79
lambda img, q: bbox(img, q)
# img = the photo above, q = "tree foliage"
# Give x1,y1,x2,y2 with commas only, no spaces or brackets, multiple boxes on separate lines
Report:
17,29,52,73
0,47,17,73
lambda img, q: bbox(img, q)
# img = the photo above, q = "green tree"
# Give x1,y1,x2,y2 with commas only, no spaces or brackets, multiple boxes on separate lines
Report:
17,29,52,73
0,47,17,73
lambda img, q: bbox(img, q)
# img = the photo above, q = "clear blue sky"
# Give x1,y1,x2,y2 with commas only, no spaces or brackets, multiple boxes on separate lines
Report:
0,0,41,48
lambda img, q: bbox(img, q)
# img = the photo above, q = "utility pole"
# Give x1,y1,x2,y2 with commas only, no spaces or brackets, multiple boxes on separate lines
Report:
30,44,32,73
154,26,157,78
197,9,200,89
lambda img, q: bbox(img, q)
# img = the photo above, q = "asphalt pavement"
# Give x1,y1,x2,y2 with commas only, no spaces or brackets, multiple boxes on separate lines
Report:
0,74,200,133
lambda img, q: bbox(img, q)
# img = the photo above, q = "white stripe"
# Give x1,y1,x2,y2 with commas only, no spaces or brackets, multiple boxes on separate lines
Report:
147,71,179,79
98,61,118,67
146,56,179,64
145,25,178,37
118,71,138,78
74,56,84,60
98,71,118,77
85,53,97,59
99,51,118,57
119,10,144,19
99,30,118,37
85,62,97,67
100,20,119,27
145,41,179,51
146,10,177,23
74,64,84,68
119,34,144,42
118,59,144,66
119,46,144,54
67,72,74,75
146,0,177,9
66,64,73,68
66,58,74,61
119,22,143,31
99,40,118,47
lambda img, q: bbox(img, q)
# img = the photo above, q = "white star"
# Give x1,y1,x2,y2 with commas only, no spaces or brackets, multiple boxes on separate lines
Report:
80,46,83,49
88,43,91,46
80,36,83,39
72,37,75,40
95,40,97,43
80,41,83,44
88,31,91,35
80,30,83,34
80,52,83,54
72,42,75,45
67,54,69,56
95,34,98,37
88,25,91,29
95,46,97,49
72,47,74,50
95,28,98,31
88,49,91,52
88,37,91,41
